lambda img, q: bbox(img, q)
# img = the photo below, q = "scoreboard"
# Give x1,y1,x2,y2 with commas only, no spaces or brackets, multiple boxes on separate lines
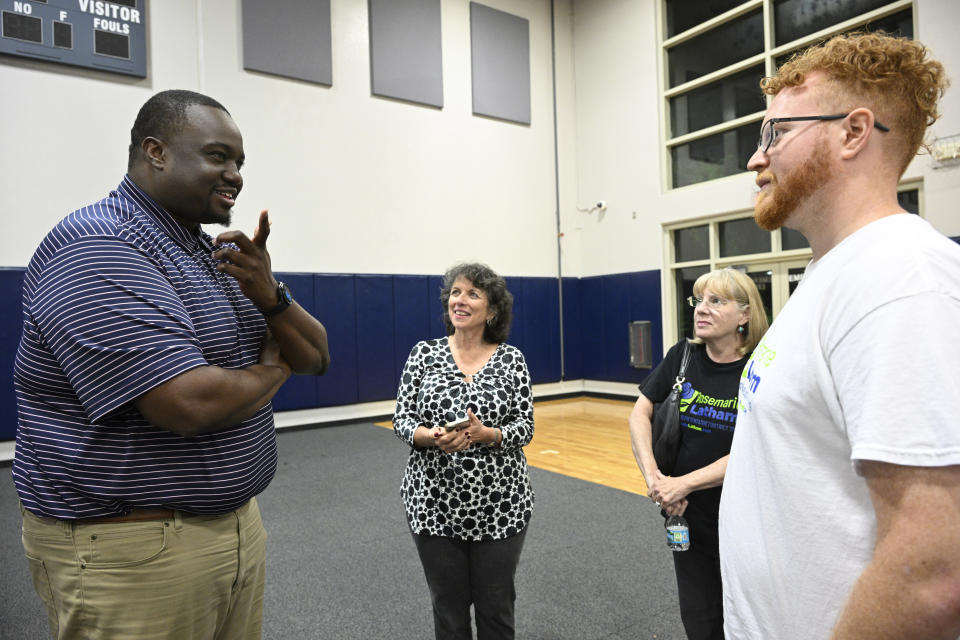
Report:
1,0,147,77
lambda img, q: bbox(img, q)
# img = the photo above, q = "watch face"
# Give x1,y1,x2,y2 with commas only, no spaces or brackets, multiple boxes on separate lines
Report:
263,282,294,317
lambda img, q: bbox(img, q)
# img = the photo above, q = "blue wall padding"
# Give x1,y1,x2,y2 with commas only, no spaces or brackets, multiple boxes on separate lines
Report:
631,269,664,375
580,277,605,381
355,275,400,402
503,277,526,348
601,273,633,382
506,277,561,384
392,275,434,387
561,277,583,381
579,271,663,387
0,267,664,438
427,275,446,337
312,274,359,406
269,273,321,410
0,269,25,440
529,276,562,383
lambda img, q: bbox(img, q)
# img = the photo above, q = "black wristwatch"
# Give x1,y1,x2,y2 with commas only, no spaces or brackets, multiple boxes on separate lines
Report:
262,281,294,317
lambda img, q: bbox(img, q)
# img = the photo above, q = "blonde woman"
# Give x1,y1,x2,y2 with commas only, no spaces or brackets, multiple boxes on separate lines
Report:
629,268,768,640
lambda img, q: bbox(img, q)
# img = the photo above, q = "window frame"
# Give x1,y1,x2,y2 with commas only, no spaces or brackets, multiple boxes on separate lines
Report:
657,0,914,191
659,181,922,347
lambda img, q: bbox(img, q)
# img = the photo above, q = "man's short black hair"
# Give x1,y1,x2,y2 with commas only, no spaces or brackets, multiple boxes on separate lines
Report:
127,90,230,170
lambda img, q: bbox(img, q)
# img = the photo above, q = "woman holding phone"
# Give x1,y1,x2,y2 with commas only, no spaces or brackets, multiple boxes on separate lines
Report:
393,262,534,640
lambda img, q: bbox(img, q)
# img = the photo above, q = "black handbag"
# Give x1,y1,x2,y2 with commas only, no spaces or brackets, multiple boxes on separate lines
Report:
650,341,693,476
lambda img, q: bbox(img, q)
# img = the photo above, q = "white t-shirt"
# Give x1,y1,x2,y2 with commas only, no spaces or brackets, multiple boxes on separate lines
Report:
719,214,960,639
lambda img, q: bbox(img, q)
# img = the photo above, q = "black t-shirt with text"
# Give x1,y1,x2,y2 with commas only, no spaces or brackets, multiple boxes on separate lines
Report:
639,339,750,524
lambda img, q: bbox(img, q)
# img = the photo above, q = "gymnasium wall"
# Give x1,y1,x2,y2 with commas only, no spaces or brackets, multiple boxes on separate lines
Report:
0,267,663,441
3,0,960,446
0,0,576,278
0,0,588,443
571,0,960,278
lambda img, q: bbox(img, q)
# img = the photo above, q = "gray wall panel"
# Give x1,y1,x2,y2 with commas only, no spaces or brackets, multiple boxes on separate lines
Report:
369,0,443,107
242,0,332,86
469,2,531,125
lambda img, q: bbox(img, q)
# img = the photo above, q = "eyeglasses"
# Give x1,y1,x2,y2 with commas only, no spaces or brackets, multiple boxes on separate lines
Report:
687,295,730,310
757,114,890,153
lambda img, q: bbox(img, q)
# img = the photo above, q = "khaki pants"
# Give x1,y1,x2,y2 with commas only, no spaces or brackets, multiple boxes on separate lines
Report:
21,498,267,640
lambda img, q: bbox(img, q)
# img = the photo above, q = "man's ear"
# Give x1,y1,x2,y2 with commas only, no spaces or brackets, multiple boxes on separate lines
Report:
141,137,166,169
839,108,876,160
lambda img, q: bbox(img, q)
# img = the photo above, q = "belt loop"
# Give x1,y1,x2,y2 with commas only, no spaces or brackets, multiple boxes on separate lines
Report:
174,509,183,531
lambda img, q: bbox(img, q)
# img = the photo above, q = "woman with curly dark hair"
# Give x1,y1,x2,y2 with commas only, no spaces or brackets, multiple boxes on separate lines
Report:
393,262,534,640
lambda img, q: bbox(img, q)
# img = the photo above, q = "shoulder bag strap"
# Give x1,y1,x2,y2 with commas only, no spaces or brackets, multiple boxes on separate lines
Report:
673,341,692,391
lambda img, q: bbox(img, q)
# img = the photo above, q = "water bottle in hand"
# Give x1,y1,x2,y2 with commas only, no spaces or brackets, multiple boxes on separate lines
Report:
665,515,690,551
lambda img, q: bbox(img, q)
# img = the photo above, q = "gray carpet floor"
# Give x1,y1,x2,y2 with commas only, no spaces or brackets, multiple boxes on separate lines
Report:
0,423,684,639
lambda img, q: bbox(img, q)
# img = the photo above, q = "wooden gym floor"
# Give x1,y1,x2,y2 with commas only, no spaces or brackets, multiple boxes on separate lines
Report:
376,397,648,496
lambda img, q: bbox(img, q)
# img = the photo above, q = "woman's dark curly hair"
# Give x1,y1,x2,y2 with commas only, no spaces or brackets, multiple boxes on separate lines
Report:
440,263,513,344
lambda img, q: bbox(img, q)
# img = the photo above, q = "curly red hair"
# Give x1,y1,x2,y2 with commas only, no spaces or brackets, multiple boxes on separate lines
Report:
762,32,949,175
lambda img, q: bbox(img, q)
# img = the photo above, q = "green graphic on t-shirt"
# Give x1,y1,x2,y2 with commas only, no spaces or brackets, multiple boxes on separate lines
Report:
741,341,776,396
680,389,739,433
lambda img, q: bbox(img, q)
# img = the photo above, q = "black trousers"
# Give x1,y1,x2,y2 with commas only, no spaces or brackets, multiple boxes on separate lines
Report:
671,512,724,640
412,528,528,640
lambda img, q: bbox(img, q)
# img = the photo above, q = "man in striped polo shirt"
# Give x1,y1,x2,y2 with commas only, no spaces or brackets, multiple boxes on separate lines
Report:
13,90,330,639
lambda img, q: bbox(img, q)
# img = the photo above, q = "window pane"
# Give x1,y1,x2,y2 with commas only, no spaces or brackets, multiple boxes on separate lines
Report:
863,9,913,39
781,227,810,250
719,217,770,257
664,0,747,38
743,267,774,326
898,188,919,214
669,65,766,137
775,9,913,68
774,0,891,46
674,225,709,262
675,266,710,339
667,10,763,88
671,121,760,188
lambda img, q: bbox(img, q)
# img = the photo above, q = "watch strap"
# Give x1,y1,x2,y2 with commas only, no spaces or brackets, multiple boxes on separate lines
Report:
262,281,293,317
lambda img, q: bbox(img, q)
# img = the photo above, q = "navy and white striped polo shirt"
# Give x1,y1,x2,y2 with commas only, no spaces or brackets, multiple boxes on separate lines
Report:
12,176,278,519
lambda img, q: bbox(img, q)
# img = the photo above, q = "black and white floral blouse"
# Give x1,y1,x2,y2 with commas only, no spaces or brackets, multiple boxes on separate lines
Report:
393,337,535,541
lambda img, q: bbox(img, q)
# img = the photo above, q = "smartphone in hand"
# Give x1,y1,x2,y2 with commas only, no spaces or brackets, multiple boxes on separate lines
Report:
444,417,469,431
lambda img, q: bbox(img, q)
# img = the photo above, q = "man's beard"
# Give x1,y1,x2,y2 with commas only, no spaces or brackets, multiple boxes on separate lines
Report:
754,139,833,232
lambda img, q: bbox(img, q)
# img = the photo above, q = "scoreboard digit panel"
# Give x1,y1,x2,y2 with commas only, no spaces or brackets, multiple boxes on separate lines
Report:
0,0,146,77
